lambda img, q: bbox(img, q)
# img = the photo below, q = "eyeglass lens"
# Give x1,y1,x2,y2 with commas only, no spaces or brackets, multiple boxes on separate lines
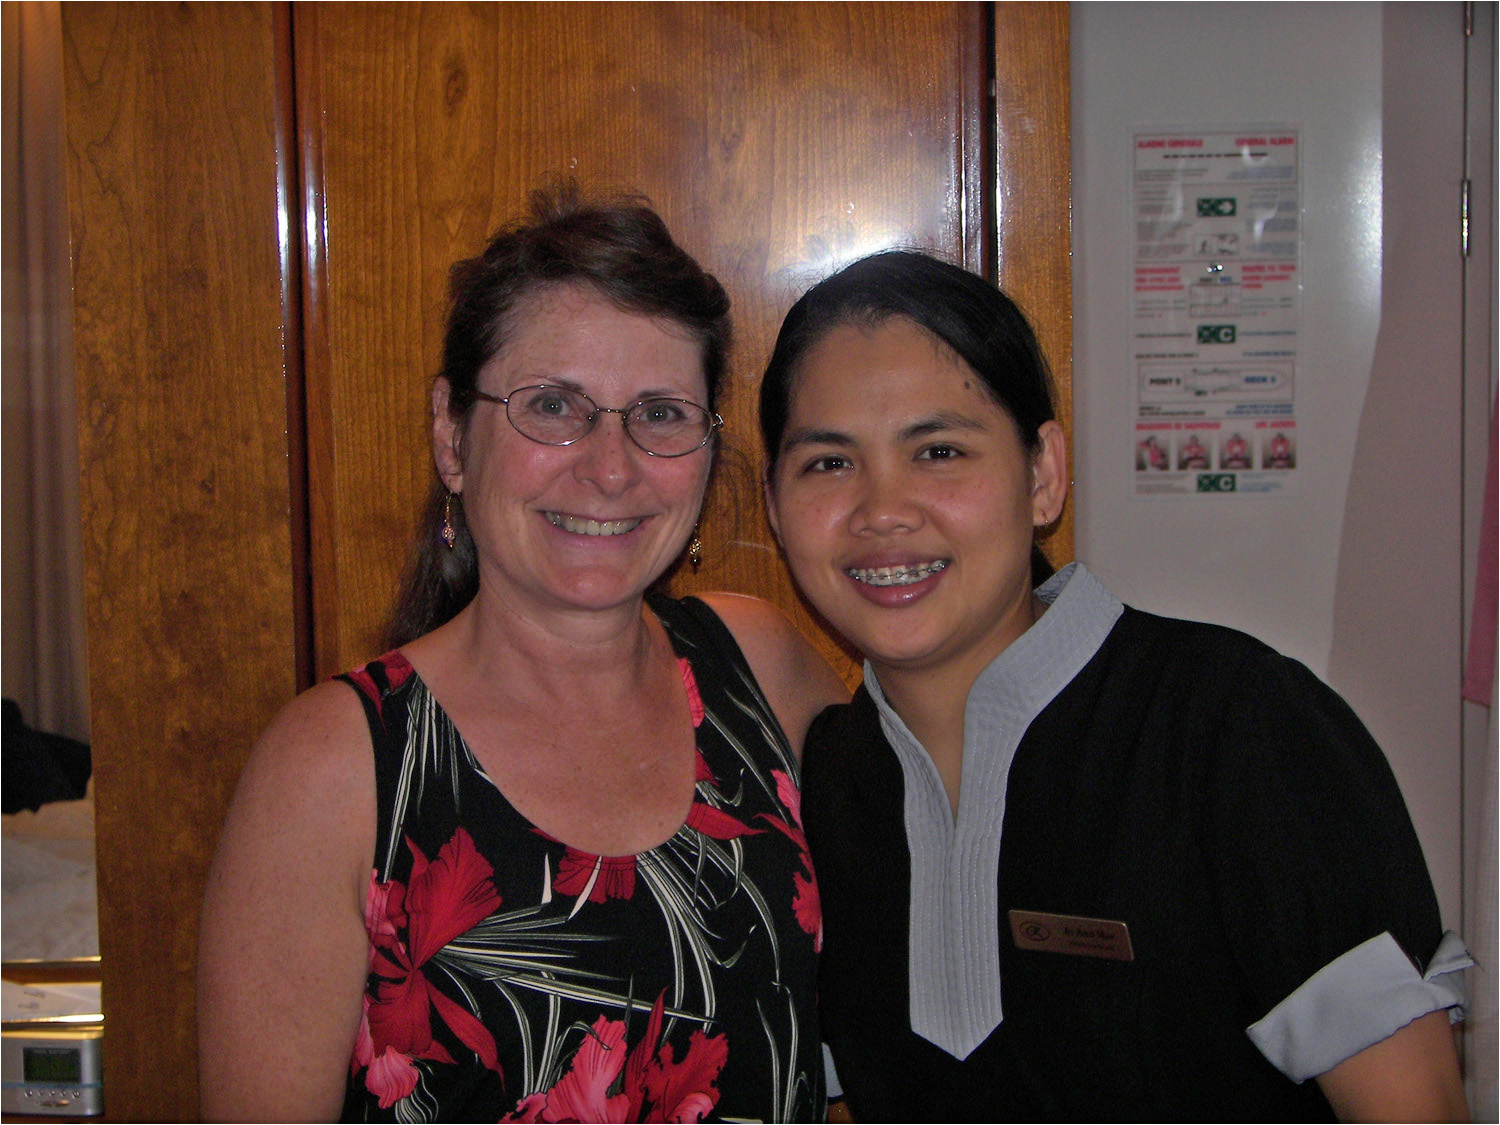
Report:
505,385,715,456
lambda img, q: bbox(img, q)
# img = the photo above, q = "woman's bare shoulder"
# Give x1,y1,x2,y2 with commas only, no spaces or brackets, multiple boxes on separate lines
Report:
697,593,850,756
697,591,793,642
199,675,377,1120
246,677,373,789
696,592,810,668
215,675,380,875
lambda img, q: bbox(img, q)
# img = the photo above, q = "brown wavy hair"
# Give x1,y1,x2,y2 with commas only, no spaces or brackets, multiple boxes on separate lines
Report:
384,185,732,648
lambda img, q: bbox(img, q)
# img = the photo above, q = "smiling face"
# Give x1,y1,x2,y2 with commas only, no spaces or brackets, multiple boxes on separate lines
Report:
767,316,1066,689
434,283,712,622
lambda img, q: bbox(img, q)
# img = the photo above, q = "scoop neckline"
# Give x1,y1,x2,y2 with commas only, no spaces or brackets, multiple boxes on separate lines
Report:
379,646,702,863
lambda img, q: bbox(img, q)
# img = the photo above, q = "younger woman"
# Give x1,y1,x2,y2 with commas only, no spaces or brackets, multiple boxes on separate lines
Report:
760,251,1470,1121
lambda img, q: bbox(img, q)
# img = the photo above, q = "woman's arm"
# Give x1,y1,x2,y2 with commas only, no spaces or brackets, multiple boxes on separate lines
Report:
197,681,376,1121
1315,1010,1468,1122
698,593,850,760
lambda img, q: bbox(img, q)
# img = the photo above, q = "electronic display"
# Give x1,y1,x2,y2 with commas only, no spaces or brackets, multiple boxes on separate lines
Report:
23,1045,81,1084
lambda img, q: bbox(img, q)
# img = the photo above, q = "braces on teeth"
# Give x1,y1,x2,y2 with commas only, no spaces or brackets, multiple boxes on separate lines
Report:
848,561,949,586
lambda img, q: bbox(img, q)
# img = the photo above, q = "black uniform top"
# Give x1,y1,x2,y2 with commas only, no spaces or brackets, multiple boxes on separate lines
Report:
804,568,1456,1122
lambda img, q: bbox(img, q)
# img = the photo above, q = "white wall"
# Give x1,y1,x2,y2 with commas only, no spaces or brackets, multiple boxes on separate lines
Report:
1071,3,1474,926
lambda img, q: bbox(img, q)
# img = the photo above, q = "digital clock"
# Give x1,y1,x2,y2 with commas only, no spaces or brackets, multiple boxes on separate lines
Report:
1,1026,103,1116
24,1045,83,1084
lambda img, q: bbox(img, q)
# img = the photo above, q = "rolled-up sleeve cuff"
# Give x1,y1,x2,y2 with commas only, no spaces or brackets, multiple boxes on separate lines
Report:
1246,930,1473,1082
823,1042,844,1101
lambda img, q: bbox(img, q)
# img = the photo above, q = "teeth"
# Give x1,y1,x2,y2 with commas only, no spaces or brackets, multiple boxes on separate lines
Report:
847,560,949,586
547,512,642,537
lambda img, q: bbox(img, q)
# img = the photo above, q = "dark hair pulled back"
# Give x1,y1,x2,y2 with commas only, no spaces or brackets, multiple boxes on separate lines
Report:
758,249,1058,584
385,186,731,648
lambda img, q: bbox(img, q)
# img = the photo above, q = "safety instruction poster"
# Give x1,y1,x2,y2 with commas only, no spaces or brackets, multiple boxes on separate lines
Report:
1130,127,1301,497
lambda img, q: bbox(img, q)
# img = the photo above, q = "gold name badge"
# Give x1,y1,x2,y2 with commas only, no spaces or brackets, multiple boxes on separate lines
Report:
1008,909,1135,962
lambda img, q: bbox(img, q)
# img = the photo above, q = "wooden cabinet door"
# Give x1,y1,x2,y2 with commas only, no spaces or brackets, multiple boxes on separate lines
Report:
297,1,994,681
61,4,300,1118
60,3,1067,1116
994,1,1073,566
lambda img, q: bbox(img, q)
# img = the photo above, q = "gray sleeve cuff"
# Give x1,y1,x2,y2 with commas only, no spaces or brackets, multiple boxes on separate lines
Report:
823,1042,844,1101
1246,930,1473,1082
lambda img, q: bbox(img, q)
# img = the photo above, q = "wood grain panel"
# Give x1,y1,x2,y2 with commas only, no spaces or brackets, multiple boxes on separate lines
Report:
51,2,1068,1114
994,1,1074,566
61,4,298,1117
297,1,989,682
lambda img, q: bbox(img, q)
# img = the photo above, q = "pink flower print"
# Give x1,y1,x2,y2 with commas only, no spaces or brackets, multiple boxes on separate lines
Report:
363,870,401,971
344,652,414,719
685,800,763,841
364,870,400,942
555,849,639,904
501,992,727,1122
351,994,421,1109
771,769,803,833
640,1023,729,1122
678,658,705,727
508,1014,629,1121
365,1044,422,1109
791,859,821,951
758,770,822,950
357,828,503,1103
383,652,415,690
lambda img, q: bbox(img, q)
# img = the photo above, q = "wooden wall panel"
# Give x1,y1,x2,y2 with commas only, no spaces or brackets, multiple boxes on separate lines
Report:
54,5,1069,1115
61,3,297,1117
995,1,1074,567
297,1,990,682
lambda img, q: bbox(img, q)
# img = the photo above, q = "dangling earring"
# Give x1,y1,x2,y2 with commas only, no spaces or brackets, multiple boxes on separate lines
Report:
688,530,703,572
442,492,459,549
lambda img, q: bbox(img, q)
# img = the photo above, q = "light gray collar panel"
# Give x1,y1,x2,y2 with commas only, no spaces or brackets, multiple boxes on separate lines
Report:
866,562,1124,1058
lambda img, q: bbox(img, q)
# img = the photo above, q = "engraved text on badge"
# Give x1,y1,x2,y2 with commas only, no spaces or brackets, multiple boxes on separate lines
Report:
1008,909,1135,962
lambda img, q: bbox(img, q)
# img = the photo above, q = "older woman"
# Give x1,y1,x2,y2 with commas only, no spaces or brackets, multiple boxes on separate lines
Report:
198,191,845,1121
759,250,1470,1121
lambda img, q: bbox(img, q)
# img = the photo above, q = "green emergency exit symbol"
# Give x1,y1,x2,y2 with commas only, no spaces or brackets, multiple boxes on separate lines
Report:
1197,324,1236,344
1197,197,1237,216
1197,473,1237,492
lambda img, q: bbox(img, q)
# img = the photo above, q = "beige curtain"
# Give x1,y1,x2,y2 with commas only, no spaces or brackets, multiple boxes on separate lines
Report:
2,0,89,743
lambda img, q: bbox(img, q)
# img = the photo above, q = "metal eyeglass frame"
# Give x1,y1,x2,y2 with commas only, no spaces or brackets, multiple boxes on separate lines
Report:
471,384,723,457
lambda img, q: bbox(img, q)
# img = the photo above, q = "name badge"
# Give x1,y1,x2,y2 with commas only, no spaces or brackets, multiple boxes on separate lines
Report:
1008,909,1135,962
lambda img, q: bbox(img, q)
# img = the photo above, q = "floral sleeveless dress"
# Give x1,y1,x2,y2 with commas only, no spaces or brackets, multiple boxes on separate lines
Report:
337,594,825,1122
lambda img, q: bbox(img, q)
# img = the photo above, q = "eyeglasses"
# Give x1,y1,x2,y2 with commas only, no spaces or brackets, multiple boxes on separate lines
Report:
472,384,723,458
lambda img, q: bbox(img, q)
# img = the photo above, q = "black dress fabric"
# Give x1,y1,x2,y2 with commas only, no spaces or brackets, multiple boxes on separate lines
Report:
338,594,824,1121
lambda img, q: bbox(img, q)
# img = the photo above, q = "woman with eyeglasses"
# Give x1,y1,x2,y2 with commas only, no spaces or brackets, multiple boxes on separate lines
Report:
198,190,845,1121
759,251,1470,1121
